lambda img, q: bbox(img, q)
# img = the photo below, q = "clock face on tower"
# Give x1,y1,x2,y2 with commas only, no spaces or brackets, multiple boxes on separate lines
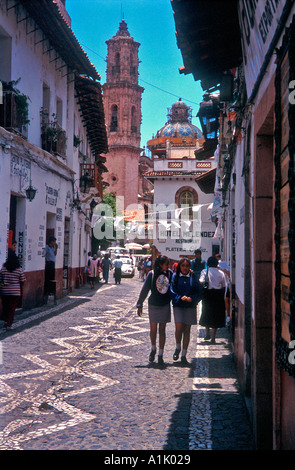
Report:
163,126,175,136
179,126,191,136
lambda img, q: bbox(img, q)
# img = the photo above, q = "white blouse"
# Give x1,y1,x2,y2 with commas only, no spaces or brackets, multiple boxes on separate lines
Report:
199,267,226,290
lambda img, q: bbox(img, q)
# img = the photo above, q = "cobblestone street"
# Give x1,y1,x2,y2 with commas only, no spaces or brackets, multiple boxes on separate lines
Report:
0,275,253,453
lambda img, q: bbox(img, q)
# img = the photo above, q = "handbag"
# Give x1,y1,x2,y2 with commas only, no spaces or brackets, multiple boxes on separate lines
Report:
203,267,209,290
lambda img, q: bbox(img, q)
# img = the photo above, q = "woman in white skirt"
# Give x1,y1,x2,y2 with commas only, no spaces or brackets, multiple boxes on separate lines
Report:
199,256,227,344
136,255,172,365
170,258,202,365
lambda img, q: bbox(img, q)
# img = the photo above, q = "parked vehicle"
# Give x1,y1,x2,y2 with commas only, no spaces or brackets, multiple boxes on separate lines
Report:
120,257,135,277
106,247,130,260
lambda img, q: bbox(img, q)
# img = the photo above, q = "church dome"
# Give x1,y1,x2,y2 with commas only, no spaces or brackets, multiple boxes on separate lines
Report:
156,99,202,139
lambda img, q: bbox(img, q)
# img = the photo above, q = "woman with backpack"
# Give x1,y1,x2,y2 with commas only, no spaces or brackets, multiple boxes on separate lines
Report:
136,255,172,365
170,258,202,365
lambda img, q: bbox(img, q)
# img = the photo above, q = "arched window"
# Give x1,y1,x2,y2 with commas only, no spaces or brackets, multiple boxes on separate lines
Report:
131,106,137,133
175,186,198,220
130,54,136,77
110,105,118,132
179,190,194,207
112,53,120,76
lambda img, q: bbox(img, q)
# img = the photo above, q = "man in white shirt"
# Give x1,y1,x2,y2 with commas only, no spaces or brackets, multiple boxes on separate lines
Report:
216,253,230,325
113,256,123,284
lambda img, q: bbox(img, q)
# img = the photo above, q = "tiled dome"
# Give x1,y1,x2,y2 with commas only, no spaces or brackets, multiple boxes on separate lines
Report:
156,99,202,139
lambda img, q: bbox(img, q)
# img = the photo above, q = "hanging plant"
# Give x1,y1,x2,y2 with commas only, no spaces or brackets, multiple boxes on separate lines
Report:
1,78,31,128
74,135,83,148
79,150,88,162
40,109,67,156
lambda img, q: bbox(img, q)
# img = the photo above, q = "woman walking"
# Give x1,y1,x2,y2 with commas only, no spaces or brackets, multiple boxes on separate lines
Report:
113,256,122,285
101,254,112,283
136,255,172,365
89,254,100,289
0,250,25,330
199,256,227,344
170,258,202,365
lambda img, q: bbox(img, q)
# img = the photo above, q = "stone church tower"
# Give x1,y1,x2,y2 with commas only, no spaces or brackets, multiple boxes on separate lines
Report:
102,20,144,208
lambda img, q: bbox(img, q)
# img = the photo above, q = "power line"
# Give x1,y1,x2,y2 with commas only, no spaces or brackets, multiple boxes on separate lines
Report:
139,79,200,106
80,43,201,107
80,43,106,62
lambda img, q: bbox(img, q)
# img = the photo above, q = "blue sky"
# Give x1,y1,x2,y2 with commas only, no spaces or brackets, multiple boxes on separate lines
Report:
66,0,204,151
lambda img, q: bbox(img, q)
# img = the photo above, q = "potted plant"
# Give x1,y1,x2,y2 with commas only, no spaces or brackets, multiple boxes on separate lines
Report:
40,109,67,156
0,78,30,132
74,135,82,148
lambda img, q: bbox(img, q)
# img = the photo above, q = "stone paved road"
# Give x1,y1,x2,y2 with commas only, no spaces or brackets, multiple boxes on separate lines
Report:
0,274,253,452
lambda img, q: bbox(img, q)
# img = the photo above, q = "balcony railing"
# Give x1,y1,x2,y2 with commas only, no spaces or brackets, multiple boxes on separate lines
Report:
80,163,95,193
0,89,29,137
40,110,67,158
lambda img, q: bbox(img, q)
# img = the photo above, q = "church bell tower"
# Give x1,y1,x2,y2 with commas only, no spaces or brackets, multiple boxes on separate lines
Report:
102,20,144,208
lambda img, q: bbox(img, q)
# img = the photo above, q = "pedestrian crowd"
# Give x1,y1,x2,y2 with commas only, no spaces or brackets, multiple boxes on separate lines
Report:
136,249,231,366
0,243,230,359
137,256,152,281
86,252,114,287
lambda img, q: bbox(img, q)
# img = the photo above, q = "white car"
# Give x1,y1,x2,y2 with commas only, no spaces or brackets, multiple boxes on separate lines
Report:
120,257,135,277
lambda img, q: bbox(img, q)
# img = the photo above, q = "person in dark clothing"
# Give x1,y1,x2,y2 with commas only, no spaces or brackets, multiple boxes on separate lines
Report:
190,249,206,281
199,256,227,344
136,255,172,365
113,256,122,284
44,236,58,302
0,250,25,330
101,254,112,283
170,258,202,365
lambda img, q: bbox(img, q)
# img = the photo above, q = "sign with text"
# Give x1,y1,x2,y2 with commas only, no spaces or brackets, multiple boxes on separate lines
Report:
238,0,285,97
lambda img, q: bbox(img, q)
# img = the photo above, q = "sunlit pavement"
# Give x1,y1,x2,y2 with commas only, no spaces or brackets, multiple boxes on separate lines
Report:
0,276,253,451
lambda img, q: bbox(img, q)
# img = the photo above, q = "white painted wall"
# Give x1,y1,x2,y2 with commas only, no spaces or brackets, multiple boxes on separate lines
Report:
0,3,98,279
232,144,246,305
151,155,217,259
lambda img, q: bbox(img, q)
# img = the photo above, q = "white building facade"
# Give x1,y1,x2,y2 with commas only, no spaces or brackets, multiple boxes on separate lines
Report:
145,100,218,263
0,0,108,309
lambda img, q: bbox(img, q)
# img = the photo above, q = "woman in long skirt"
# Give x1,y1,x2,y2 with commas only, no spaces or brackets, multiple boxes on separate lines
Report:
199,256,227,344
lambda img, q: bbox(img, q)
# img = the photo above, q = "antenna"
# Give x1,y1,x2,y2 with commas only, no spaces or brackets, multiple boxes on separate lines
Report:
121,0,124,20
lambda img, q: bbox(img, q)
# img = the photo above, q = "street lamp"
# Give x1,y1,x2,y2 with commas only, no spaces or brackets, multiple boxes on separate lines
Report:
197,93,220,140
195,93,220,160
79,171,93,193
25,182,37,201
25,163,37,202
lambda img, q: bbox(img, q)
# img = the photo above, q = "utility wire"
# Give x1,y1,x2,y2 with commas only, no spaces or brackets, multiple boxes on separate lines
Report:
139,78,200,106
80,43,201,107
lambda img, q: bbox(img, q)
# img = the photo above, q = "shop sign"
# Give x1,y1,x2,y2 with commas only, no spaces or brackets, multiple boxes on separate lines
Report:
238,0,285,97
